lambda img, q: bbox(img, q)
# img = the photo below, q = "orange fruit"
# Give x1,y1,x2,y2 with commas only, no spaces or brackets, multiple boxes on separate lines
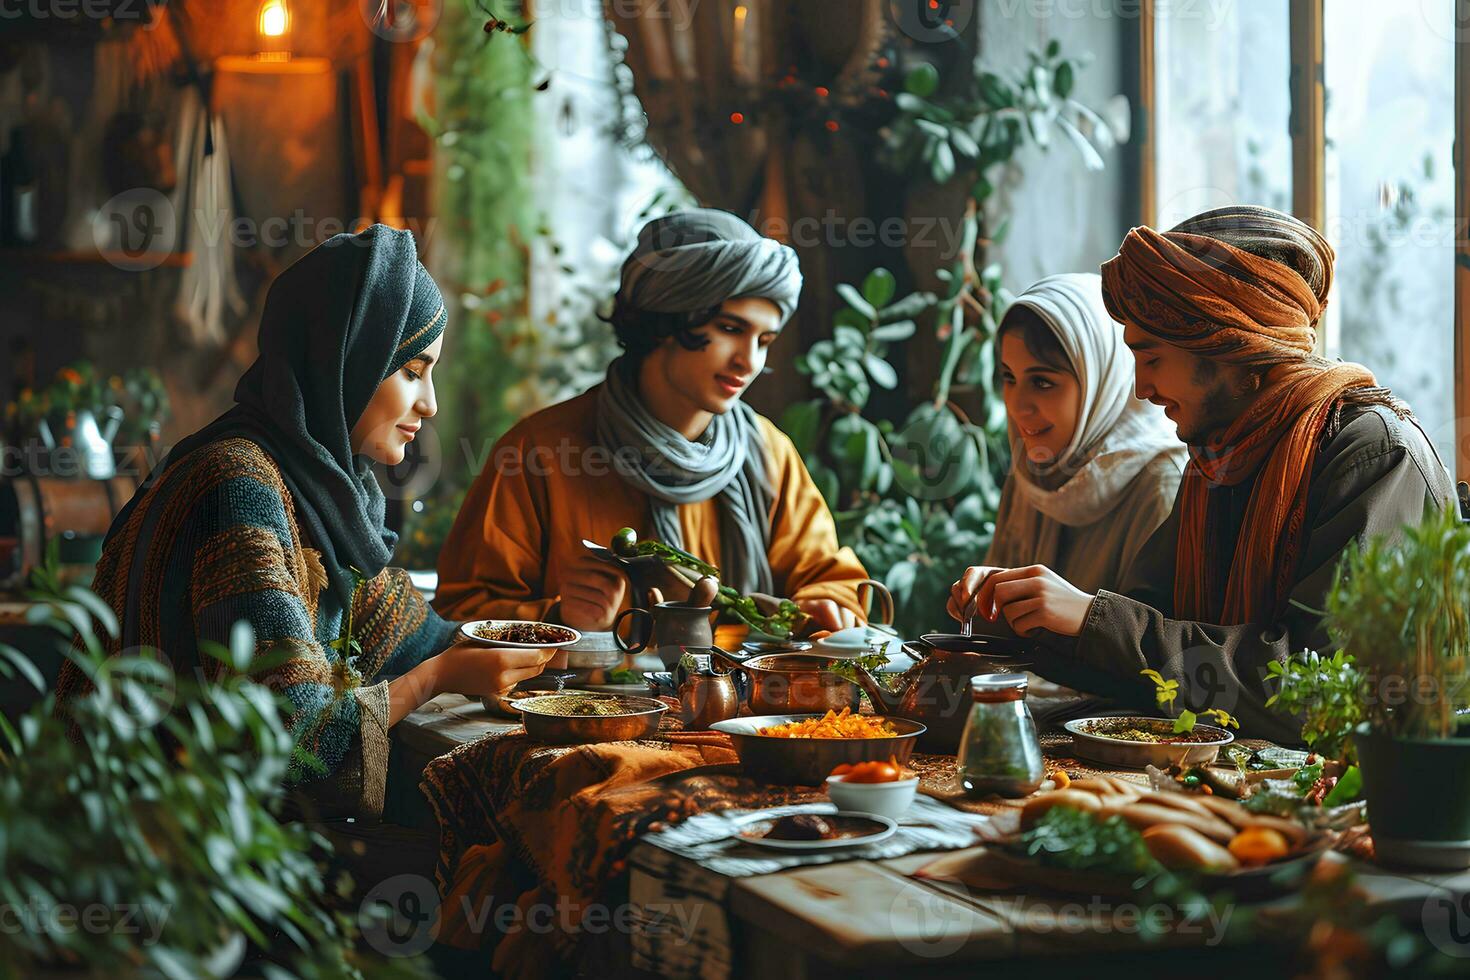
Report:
844,761,902,783
1228,826,1290,866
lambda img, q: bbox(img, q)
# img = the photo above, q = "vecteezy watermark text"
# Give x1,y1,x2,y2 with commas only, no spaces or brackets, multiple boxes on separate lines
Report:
0,898,170,946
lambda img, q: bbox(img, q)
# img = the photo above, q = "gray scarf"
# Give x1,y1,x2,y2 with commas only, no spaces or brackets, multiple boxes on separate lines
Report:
596,356,775,595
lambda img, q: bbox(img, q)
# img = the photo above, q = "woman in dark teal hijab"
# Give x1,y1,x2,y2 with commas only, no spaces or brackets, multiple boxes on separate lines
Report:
59,225,553,815
121,223,440,607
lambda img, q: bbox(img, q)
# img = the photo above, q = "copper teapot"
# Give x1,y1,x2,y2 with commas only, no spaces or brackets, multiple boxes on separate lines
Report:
645,652,743,730
850,636,1029,754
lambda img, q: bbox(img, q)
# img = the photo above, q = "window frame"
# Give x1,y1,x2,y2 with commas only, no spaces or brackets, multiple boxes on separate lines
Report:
1139,0,1469,481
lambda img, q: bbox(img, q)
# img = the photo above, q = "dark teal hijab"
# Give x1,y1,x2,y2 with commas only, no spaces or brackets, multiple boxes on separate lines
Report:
112,224,446,608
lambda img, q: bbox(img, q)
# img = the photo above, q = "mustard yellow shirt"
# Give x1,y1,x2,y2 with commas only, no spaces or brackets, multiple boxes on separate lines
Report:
433,387,869,622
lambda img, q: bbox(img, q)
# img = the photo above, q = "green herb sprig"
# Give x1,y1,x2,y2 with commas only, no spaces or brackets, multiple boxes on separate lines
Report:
1264,649,1363,763
716,587,804,638
608,528,807,638
1019,807,1218,934
1140,668,1240,734
1022,805,1161,878
611,527,719,578
326,565,368,693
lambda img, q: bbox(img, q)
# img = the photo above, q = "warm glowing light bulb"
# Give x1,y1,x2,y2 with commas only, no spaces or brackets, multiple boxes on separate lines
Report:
259,0,289,38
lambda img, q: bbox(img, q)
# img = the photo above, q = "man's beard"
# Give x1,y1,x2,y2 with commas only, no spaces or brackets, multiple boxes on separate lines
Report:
1177,359,1254,446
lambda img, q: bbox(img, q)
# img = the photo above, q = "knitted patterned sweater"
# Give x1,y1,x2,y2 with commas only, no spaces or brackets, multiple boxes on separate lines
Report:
55,437,458,816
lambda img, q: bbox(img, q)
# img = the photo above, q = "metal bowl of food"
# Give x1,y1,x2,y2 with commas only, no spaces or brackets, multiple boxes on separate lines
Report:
710,713,926,785
1064,716,1234,769
560,630,625,671
479,678,580,718
516,692,668,745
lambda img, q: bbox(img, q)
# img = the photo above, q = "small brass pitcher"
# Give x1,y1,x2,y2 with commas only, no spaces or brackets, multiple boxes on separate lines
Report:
645,653,744,731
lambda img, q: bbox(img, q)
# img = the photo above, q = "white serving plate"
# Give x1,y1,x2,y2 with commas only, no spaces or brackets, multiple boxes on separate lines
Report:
458,619,582,649
729,806,897,851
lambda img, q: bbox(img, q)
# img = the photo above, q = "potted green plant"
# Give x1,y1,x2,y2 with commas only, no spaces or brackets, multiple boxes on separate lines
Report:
109,366,171,462
0,548,427,978
1322,505,1470,868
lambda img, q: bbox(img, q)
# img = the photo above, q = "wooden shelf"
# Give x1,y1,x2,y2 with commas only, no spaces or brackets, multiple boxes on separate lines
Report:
214,55,334,76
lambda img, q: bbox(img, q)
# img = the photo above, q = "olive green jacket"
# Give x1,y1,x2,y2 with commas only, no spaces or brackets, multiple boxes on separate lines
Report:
1034,403,1457,743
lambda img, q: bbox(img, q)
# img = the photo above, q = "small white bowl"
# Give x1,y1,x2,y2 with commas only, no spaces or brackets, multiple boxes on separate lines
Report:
824,774,920,821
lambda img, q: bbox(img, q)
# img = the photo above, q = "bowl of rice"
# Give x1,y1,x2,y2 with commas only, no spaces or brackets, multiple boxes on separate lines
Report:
711,709,926,785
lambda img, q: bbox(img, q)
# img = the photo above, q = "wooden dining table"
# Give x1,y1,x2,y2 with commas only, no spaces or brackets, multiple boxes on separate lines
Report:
390,692,1470,978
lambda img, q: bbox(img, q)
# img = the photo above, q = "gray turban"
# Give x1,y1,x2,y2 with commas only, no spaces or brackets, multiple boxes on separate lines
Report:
616,208,803,323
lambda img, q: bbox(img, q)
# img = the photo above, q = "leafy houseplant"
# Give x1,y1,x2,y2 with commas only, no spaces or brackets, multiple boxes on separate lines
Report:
778,45,1119,635
1264,649,1365,765
394,0,540,572
109,367,171,451
1320,506,1470,866
5,361,111,443
6,364,170,474
0,551,425,978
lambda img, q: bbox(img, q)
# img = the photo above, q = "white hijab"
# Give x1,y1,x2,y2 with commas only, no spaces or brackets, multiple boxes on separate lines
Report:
990,273,1185,566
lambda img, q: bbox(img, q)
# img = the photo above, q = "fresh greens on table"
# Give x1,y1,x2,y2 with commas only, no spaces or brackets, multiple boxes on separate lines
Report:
1022,806,1160,878
1019,807,1214,925
1323,766,1363,807
1245,761,1363,814
1292,759,1326,796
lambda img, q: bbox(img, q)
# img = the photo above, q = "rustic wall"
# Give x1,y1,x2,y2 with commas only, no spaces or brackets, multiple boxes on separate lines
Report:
0,3,372,447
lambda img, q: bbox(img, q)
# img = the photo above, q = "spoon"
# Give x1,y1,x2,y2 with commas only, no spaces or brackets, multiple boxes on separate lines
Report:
960,593,977,637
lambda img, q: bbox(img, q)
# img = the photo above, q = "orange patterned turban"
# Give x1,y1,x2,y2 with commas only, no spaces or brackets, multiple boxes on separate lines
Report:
1100,206,1384,625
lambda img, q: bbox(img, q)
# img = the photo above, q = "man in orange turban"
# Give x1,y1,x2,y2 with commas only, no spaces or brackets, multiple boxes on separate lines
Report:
947,206,1455,740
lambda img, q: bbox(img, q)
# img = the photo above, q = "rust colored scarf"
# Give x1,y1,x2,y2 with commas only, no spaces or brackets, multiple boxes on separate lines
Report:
1101,221,1378,624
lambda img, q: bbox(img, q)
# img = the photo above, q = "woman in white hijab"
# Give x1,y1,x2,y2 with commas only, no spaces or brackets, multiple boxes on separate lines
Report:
985,272,1186,594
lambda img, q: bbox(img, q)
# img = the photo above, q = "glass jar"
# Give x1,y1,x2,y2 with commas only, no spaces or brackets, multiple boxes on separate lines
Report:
956,673,1044,798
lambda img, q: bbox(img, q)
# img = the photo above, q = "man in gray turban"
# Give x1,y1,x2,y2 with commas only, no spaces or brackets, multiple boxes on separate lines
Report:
436,208,870,636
